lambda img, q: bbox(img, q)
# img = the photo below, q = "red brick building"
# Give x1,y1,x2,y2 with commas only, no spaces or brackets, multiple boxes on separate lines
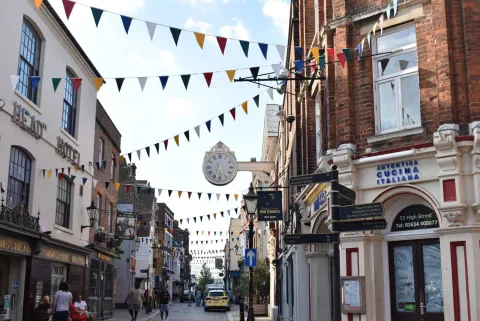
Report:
276,1,480,321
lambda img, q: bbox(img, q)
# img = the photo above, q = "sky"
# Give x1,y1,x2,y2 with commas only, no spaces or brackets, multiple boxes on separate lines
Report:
48,0,290,267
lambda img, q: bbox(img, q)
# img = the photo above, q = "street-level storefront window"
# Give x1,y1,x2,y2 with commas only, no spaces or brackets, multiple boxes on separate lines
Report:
51,264,67,296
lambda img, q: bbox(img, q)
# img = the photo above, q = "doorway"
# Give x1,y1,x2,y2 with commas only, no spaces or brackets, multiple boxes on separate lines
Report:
388,239,444,321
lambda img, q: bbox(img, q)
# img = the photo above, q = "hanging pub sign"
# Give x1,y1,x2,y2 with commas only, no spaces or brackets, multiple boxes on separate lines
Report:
12,101,46,139
257,191,283,221
376,160,420,185
115,213,136,240
56,137,81,165
391,205,439,232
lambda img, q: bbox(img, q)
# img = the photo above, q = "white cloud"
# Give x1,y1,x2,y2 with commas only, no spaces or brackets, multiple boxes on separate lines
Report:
179,0,215,5
263,0,290,36
184,17,213,34
165,98,192,116
220,19,250,40
125,46,177,75
80,0,145,13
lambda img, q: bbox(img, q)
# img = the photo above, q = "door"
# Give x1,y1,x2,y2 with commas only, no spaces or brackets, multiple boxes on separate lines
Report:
389,240,444,321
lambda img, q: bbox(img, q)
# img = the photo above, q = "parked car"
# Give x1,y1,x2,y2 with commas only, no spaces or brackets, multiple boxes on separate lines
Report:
204,289,230,312
180,290,194,303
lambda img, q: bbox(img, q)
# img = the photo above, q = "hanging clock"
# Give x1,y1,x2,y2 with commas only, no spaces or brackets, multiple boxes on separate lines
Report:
202,141,238,186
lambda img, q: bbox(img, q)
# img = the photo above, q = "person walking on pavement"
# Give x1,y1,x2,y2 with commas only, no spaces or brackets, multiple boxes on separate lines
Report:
159,288,170,321
125,284,143,321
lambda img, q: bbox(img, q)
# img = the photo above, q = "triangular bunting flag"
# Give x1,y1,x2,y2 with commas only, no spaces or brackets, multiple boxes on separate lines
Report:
194,125,200,138
105,182,110,189
11,75,20,91
258,43,268,59
62,0,75,19
218,114,224,126
180,219,183,225
276,45,286,62
216,193,221,201
234,208,238,214
93,78,104,91
234,194,238,201
216,37,227,54
207,215,210,220
170,27,181,46
34,0,43,8
197,193,202,199
393,0,398,16
127,153,132,163
294,60,304,73
295,46,303,58
326,48,335,62
115,183,120,191
221,212,224,217
47,170,52,178
206,120,211,132
239,40,249,57
116,78,125,92
168,190,173,197
31,77,41,90
253,95,260,107
121,15,133,34
184,130,190,142
136,150,141,160
157,189,162,197
311,47,319,62
226,70,236,82
194,32,205,49
342,49,351,62
213,213,217,219
82,177,87,185
267,88,274,100
386,4,391,20
91,8,103,27
207,193,212,200
241,101,248,114
203,72,213,87
337,53,346,68
200,217,203,222
181,75,190,90
155,143,160,154
159,76,168,90
226,194,230,201
188,192,192,199
174,135,180,146
319,55,326,69
138,77,147,91
145,21,157,40
145,146,150,157
164,139,168,150
52,78,62,92
178,191,183,198
229,108,236,120
72,78,82,92
250,67,259,80
271,64,282,77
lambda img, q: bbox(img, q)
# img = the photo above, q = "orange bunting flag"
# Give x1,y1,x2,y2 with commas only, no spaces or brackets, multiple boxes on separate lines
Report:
115,183,121,191
241,101,248,114
34,0,43,8
178,191,183,198
174,135,179,146
202,231,204,235
226,70,236,83
311,47,319,63
213,213,217,219
234,194,238,201
194,32,205,49
47,170,52,178
93,78,104,91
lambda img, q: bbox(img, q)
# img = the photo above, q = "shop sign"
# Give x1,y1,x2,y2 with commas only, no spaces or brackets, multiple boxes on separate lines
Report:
97,252,112,262
0,236,31,255
257,191,283,221
56,137,81,165
116,213,136,240
38,247,86,266
12,101,46,139
313,190,328,212
376,160,420,185
391,205,439,232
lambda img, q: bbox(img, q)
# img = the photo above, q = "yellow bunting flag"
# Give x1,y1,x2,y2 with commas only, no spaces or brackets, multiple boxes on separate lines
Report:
178,191,183,198
47,170,52,178
34,0,43,8
311,47,319,63
202,231,204,235
226,70,236,83
115,183,121,191
74,166,78,173
194,32,205,49
241,101,248,114
234,194,238,201
174,135,179,146
93,78,104,91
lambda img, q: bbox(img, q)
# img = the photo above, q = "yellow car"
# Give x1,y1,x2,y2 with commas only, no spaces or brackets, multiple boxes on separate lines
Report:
204,290,230,312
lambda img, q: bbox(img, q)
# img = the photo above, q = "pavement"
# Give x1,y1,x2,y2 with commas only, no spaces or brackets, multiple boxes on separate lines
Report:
226,305,272,321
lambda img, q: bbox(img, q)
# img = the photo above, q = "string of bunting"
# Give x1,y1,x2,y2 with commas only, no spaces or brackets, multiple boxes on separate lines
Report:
9,64,284,93
121,89,275,158
178,207,241,225
32,0,287,61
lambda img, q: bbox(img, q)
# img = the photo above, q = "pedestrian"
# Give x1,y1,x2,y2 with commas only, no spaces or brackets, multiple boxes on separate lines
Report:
52,282,72,321
159,288,170,321
125,284,143,321
195,290,201,307
35,296,51,321
74,295,94,321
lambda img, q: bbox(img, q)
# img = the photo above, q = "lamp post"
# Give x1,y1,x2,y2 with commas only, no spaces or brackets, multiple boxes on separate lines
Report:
243,183,258,321
131,237,141,253
81,200,98,232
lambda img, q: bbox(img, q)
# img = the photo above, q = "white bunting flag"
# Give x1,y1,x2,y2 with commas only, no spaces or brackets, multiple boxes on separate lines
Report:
194,125,200,138
216,193,220,201
145,21,157,40
157,189,162,197
271,64,282,77
138,77,147,91
11,75,20,91
92,179,98,187
276,45,286,63
137,150,141,160
267,88,274,100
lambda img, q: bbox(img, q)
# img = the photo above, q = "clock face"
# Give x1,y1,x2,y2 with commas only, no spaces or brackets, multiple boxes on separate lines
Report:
202,152,238,186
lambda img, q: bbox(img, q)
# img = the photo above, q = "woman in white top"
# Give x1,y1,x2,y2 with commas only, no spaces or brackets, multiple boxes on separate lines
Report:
52,282,72,321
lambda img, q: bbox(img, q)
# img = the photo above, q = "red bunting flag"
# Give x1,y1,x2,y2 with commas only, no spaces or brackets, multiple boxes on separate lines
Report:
126,185,131,192
230,108,236,120
337,52,346,68
62,0,75,19
188,192,192,199
72,78,82,92
163,139,168,150
203,72,213,87
327,48,335,62
216,37,227,55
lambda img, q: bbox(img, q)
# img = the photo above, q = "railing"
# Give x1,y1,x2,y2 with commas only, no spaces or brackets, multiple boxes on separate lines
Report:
0,198,40,232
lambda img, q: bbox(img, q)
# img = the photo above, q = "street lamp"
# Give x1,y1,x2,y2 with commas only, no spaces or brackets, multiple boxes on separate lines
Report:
131,237,141,253
81,200,98,232
243,183,258,321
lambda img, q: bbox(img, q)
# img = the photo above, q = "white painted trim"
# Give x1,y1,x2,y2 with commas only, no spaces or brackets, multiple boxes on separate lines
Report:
366,126,424,144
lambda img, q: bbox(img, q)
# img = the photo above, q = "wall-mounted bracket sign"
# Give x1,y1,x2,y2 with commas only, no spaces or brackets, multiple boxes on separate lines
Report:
12,101,46,139
341,276,366,314
391,205,439,232
56,137,81,165
338,203,383,221
284,233,339,245
332,219,387,232
257,191,283,221
290,172,330,186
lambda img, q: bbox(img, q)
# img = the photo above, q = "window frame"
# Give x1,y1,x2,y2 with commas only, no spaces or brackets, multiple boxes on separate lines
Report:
51,263,67,297
315,94,322,164
110,152,115,180
62,68,78,137
17,18,42,105
55,176,72,228
7,147,32,209
98,138,104,164
372,24,421,135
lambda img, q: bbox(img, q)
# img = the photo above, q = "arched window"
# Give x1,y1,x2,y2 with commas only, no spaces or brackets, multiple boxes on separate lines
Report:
62,68,78,136
7,147,32,208
17,18,42,104
55,176,72,228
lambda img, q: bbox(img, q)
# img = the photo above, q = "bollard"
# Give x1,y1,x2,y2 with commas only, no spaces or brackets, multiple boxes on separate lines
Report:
239,300,245,321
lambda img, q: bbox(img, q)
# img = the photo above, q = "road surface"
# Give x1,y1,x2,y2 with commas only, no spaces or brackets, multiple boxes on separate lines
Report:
162,303,229,321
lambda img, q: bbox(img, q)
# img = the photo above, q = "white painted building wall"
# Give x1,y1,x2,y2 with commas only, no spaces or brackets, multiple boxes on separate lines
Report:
0,0,99,247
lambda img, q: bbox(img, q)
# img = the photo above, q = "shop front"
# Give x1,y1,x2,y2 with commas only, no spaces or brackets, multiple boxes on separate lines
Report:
87,250,116,320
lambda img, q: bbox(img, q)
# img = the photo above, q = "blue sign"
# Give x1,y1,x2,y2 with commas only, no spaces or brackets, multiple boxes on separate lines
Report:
313,190,328,212
12,280,19,290
376,160,420,185
245,248,257,267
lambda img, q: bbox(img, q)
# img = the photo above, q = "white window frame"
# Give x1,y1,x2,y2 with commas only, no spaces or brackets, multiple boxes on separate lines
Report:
51,264,67,297
373,24,421,135
110,152,115,181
